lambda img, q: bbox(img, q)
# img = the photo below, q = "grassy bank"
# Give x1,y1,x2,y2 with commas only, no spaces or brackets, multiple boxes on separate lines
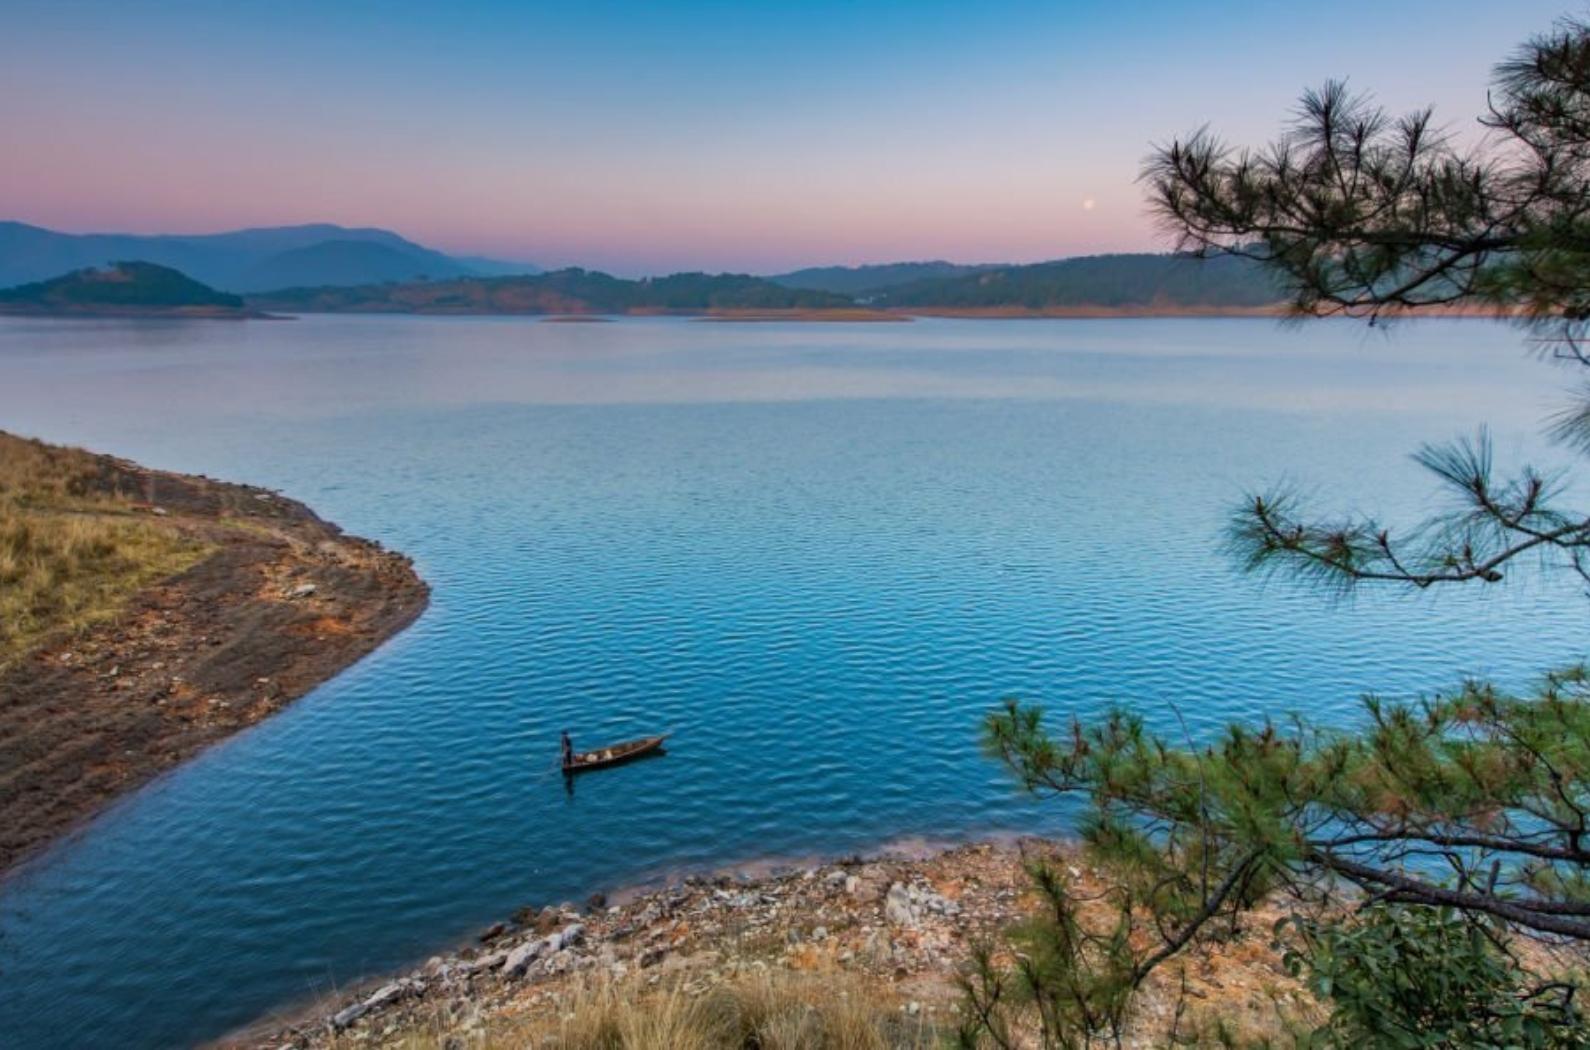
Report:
331,972,941,1050
0,429,428,874
0,433,209,665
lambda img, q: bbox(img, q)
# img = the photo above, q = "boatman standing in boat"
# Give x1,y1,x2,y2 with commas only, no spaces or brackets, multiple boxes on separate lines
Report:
561,730,574,768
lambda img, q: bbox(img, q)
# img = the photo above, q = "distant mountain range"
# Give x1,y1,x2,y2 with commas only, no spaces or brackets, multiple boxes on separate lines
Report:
0,261,254,317
774,253,1283,310
768,261,994,298
244,254,1283,316
249,269,853,314
0,222,540,293
0,224,1288,316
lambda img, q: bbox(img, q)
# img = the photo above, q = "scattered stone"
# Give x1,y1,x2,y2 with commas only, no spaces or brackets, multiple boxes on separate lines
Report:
364,981,408,1010
330,1002,367,1029
458,950,506,974
501,938,550,978
884,883,916,926
264,838,1308,1050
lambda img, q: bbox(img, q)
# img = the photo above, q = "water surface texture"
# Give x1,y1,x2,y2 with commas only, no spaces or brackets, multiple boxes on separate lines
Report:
0,316,1584,1048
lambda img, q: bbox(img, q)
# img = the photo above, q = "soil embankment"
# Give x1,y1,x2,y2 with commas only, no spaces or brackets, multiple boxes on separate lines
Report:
0,434,428,875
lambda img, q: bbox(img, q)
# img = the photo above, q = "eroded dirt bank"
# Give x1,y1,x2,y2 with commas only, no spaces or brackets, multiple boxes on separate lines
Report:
0,441,428,875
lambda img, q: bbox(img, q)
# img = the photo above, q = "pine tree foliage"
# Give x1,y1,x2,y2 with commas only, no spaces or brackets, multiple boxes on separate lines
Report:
1283,905,1582,1048
1144,20,1590,330
961,18,1590,1048
1147,19,1590,593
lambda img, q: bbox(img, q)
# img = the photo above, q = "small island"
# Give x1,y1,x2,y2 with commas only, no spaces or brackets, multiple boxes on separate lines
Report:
0,260,268,319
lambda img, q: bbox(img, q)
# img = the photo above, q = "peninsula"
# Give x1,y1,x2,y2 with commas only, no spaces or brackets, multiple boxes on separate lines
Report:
0,432,428,874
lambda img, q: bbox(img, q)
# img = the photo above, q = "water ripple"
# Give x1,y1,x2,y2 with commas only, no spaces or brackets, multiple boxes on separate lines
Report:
0,317,1583,1048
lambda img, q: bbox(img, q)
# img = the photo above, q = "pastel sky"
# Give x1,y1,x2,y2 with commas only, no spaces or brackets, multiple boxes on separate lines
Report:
0,0,1573,274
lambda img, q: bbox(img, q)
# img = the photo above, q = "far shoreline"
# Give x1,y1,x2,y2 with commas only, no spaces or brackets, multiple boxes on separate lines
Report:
0,303,1526,327
0,304,286,321
236,303,1525,322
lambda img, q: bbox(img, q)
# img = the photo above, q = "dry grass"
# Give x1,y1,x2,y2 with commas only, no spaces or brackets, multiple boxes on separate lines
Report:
0,431,123,505
326,971,942,1050
0,432,207,663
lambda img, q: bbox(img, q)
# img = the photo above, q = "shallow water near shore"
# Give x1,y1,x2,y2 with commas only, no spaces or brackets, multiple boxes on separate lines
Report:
0,315,1584,1048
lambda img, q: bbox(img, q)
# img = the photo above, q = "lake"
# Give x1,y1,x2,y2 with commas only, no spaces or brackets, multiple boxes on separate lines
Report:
0,315,1584,1048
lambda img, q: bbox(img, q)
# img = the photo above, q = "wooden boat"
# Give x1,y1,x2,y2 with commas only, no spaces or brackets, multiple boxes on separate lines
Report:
562,734,668,773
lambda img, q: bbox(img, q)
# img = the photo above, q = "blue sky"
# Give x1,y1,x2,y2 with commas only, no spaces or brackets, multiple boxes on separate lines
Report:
0,1,1574,273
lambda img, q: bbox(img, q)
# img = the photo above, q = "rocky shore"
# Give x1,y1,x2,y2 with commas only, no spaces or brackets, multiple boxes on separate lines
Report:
0,435,429,874
233,839,1311,1048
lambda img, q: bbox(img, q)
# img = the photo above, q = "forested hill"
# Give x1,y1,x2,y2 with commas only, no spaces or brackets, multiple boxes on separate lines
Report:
251,255,1285,315
0,220,538,293
0,261,250,316
0,252,1288,317
248,269,854,314
869,252,1284,310
769,261,993,297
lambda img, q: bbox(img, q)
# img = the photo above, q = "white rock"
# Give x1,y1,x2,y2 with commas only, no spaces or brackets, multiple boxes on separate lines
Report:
884,883,916,926
556,922,585,950
330,1003,368,1029
364,981,406,1010
501,937,551,977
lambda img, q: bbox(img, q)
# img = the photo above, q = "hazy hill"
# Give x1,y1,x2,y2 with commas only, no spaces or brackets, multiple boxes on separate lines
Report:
871,252,1283,310
770,261,994,297
449,255,545,278
0,261,249,315
250,268,854,314
236,239,474,290
0,222,539,293
249,255,1285,316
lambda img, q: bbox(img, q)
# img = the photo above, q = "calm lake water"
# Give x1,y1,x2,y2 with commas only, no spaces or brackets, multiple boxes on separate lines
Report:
0,315,1585,1048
